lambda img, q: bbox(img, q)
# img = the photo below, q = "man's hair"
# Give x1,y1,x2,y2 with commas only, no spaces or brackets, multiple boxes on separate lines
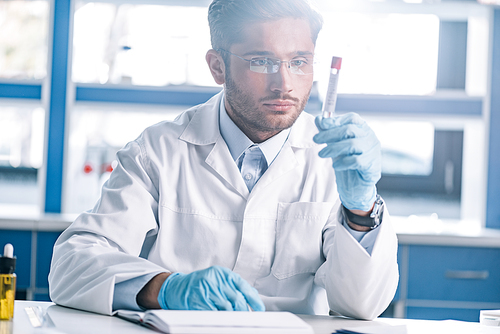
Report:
208,0,324,51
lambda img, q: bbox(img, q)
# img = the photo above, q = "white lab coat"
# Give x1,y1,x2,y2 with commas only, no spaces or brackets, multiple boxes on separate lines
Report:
49,91,399,319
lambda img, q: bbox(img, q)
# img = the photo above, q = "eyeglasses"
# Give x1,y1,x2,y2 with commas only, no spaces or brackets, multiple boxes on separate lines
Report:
217,49,314,75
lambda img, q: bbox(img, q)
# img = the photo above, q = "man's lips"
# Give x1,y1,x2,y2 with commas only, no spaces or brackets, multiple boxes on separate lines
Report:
262,100,296,112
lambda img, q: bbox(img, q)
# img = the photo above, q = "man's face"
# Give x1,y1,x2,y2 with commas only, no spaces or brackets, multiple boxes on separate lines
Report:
223,18,315,143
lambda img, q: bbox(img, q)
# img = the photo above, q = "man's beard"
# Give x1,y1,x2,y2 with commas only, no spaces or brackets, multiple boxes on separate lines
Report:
224,72,310,136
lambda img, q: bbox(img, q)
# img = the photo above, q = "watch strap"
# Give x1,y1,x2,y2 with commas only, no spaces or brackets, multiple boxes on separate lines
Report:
342,195,384,229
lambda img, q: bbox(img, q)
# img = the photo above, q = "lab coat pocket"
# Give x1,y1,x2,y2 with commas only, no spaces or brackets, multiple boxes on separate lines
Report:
272,202,333,280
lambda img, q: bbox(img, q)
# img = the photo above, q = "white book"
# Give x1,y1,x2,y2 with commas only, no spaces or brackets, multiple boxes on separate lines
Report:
115,309,314,334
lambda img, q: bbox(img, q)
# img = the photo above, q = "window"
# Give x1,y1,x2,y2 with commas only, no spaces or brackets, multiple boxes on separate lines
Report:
316,12,439,95
0,1,49,80
375,123,464,219
372,121,435,176
0,106,44,169
0,0,48,212
64,105,183,213
72,2,213,86
0,106,44,210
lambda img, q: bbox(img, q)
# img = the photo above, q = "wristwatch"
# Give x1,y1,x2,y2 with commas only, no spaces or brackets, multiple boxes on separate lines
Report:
342,194,385,229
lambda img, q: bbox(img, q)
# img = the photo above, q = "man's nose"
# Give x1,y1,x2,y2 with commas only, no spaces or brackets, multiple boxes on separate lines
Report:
269,62,294,94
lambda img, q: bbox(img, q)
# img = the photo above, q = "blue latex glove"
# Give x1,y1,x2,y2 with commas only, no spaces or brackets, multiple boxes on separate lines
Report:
313,113,381,212
157,266,265,311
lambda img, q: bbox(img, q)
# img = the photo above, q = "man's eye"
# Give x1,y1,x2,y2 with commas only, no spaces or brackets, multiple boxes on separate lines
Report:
252,58,273,66
291,59,307,67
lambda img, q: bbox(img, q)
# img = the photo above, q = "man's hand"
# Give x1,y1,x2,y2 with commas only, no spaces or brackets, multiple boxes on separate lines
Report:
156,266,265,311
313,113,381,212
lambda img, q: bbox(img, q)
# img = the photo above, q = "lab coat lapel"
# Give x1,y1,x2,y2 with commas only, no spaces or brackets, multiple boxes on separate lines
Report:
255,141,299,190
205,137,249,198
179,92,249,199
253,112,317,191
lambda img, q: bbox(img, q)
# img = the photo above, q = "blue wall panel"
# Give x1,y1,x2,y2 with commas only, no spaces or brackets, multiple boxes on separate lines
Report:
36,231,62,289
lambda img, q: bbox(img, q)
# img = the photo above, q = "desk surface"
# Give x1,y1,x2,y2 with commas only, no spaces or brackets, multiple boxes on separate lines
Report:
4,301,496,334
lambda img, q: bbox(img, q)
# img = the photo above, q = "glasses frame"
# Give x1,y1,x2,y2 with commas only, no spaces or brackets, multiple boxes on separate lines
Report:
217,49,314,75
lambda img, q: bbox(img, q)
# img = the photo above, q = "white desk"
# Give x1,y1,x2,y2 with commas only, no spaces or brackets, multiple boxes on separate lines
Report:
3,301,496,334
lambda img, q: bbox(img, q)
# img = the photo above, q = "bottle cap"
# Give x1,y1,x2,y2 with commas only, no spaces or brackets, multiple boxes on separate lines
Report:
0,243,16,274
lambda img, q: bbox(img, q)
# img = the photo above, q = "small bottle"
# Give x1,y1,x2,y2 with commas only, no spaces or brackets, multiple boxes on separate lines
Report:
0,244,16,320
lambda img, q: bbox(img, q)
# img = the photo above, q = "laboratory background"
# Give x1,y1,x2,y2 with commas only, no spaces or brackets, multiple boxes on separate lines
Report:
0,0,500,323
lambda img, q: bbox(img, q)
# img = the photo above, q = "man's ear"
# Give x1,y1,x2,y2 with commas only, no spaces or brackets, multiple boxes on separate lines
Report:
206,49,226,85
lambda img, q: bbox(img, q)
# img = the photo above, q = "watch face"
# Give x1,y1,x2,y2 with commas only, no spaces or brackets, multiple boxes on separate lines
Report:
371,196,384,227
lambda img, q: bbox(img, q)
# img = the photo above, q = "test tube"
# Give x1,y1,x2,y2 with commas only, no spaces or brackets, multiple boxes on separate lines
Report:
321,56,342,118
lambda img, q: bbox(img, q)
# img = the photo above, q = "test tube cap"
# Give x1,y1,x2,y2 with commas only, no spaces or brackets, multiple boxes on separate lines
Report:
331,56,342,70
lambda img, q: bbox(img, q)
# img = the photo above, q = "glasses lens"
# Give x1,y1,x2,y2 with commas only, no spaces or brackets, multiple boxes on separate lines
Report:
289,58,314,75
250,57,279,74
249,57,314,75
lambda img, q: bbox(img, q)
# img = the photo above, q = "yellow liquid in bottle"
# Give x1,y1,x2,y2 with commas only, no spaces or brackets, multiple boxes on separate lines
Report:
0,274,16,320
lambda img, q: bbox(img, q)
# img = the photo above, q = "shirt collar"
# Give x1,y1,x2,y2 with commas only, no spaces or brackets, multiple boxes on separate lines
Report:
219,94,290,167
